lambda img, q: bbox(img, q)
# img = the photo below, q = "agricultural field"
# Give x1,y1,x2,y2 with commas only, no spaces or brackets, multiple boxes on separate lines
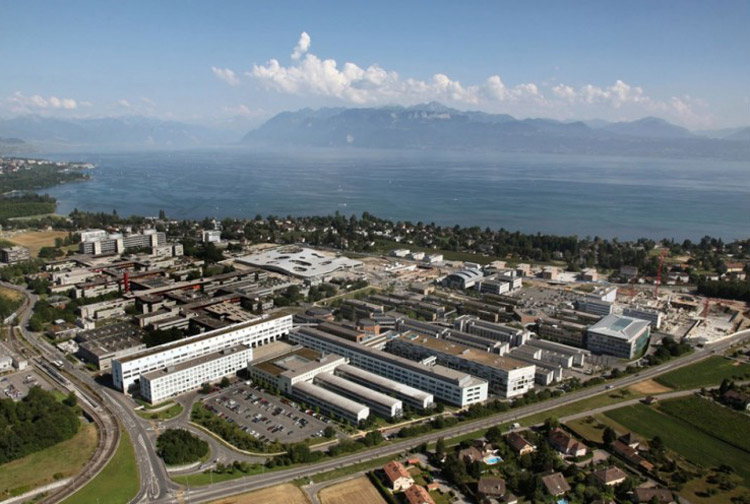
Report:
655,356,750,390
629,379,672,395
604,404,750,484
0,423,97,499
6,230,70,256
658,396,750,453
565,414,632,444
209,483,310,504
318,476,386,504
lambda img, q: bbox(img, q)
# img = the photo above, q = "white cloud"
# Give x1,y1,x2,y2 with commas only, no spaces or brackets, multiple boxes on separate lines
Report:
212,66,240,87
6,92,79,112
118,99,132,108
291,32,311,60
227,33,713,127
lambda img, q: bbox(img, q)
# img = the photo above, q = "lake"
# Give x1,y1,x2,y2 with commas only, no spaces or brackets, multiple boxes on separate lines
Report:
42,148,750,241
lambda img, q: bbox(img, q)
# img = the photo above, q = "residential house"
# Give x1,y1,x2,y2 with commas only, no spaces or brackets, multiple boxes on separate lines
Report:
632,487,675,504
541,472,571,496
592,466,628,486
613,441,654,472
618,432,641,449
548,427,587,457
383,461,414,491
722,390,750,411
477,477,506,500
505,431,535,455
404,485,436,504
458,446,484,464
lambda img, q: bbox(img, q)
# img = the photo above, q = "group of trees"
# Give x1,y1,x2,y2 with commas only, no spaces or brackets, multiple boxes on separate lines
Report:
0,193,56,220
155,429,208,465
0,387,80,464
697,279,750,302
0,291,22,320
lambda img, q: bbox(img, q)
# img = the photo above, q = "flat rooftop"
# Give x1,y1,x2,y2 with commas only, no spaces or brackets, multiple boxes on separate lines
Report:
292,380,368,416
236,246,362,279
397,333,533,371
589,314,650,341
142,344,251,380
253,347,324,377
116,312,288,364
335,364,433,402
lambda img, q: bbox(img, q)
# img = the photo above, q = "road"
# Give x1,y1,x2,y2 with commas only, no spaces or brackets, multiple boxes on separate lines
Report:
5,280,748,504
162,329,750,504
2,282,178,503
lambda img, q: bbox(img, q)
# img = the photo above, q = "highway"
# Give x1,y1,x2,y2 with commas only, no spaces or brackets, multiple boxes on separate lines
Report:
4,280,748,504
162,329,750,504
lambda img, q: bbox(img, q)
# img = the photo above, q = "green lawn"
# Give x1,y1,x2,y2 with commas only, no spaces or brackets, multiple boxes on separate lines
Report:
604,404,750,484
307,454,397,484
658,396,750,453
565,414,631,444
136,403,183,421
178,466,265,487
655,356,750,390
63,428,140,504
0,423,98,499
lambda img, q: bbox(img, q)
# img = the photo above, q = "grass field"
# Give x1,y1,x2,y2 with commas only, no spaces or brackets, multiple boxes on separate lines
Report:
209,483,310,504
307,454,398,484
318,476,386,504
604,404,750,483
565,414,632,444
7,230,69,256
63,428,140,504
0,422,98,499
656,356,750,390
136,402,183,421
658,396,750,453
0,285,24,302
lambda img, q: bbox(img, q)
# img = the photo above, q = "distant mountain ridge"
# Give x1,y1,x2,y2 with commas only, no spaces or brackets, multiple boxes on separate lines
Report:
0,115,234,149
243,103,750,160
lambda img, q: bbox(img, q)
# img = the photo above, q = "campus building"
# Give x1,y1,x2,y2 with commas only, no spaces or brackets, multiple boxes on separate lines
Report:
140,344,252,403
334,363,434,411
112,313,292,391
315,372,403,419
79,229,166,255
387,333,536,397
289,326,487,407
292,380,369,424
587,314,651,359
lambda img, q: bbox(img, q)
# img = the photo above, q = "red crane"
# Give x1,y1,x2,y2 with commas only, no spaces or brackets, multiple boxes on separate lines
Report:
654,249,667,298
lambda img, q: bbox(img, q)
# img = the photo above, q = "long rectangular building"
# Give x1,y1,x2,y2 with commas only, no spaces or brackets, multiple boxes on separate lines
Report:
388,333,536,398
334,363,434,411
113,313,292,391
454,316,529,347
140,344,252,403
289,327,487,407
315,372,403,419
292,380,369,424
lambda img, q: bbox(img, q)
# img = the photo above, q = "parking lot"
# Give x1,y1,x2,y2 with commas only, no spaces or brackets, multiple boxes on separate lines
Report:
0,369,53,401
204,383,332,444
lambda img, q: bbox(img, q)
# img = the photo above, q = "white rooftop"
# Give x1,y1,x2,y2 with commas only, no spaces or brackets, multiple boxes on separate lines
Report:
236,246,362,279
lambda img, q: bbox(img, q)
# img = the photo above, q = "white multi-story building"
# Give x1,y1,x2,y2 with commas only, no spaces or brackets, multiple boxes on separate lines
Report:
623,307,663,330
113,313,292,391
140,344,252,403
289,327,487,407
454,316,530,347
202,230,222,243
248,348,347,394
587,314,651,359
315,372,403,419
292,381,369,424
334,364,434,411
388,334,536,397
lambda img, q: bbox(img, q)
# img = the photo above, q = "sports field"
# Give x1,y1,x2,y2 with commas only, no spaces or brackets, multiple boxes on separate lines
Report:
319,476,386,504
209,483,309,504
655,356,750,390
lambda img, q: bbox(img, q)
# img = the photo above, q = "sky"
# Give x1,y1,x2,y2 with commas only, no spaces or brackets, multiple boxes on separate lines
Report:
1,1,748,130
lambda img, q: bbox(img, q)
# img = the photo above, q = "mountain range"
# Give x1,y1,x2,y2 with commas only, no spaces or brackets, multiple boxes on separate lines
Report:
0,104,748,160
242,103,749,160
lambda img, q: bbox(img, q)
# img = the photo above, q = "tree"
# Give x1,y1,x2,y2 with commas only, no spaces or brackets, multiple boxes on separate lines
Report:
156,429,209,465
323,426,336,438
435,436,446,458
62,392,77,408
602,426,617,446
200,382,213,394
220,376,231,388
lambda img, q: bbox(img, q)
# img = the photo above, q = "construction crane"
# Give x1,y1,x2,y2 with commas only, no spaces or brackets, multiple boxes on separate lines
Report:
654,249,667,298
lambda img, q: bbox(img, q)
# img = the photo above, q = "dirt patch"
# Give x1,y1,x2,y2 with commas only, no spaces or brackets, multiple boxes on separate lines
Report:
629,379,672,395
7,230,69,256
0,286,24,301
319,476,386,504
209,483,310,504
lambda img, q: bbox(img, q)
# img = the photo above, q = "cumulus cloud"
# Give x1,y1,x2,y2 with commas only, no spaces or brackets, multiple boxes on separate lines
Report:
7,92,79,112
291,32,311,60
212,66,240,86
118,99,132,108
211,33,711,126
